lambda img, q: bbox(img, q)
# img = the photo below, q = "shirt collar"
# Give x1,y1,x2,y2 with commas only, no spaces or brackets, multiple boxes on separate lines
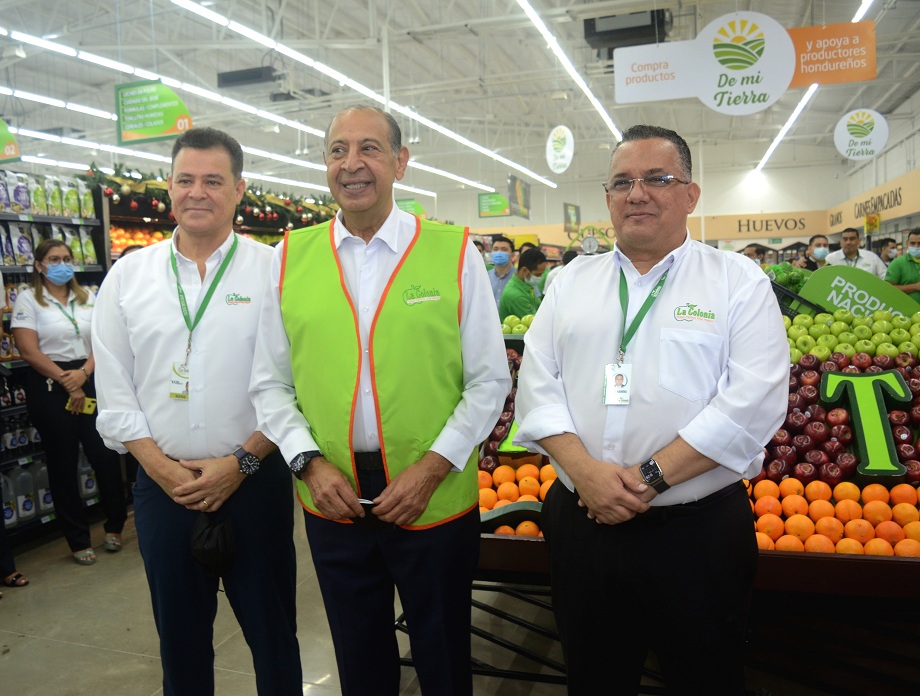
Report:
613,230,690,279
333,204,403,254
170,228,236,265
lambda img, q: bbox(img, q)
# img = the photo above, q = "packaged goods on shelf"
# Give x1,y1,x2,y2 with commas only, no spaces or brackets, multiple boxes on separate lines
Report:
76,179,96,219
0,224,14,266
0,174,9,212
78,227,97,265
28,174,47,215
45,175,63,217
8,223,35,266
62,179,80,218
5,172,29,214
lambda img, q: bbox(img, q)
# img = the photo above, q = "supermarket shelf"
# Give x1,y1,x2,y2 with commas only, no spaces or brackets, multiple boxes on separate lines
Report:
0,212,100,226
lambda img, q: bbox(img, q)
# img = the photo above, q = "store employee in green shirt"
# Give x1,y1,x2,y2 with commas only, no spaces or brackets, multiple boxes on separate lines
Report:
499,247,546,321
885,228,920,303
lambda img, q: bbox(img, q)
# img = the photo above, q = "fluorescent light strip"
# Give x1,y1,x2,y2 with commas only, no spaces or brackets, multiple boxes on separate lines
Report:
21,155,87,170
10,30,76,56
853,0,875,22
170,0,555,188
409,160,495,192
515,0,621,141
66,103,118,120
78,51,134,74
13,90,65,108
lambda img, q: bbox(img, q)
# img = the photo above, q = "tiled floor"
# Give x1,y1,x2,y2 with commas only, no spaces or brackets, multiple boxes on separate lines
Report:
3,499,913,695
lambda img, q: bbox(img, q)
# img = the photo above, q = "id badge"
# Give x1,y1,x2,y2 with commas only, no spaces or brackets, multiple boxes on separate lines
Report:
603,363,632,405
169,361,190,400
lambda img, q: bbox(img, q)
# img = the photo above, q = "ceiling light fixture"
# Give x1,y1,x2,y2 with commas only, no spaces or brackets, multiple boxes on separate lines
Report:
515,0,622,141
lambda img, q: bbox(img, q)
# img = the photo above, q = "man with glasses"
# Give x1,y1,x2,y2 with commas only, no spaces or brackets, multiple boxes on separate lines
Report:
513,125,788,694
825,227,886,278
793,234,830,271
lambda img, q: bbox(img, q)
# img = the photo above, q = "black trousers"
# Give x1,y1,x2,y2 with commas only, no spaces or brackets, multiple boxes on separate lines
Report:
133,450,301,696
303,468,480,696
24,363,127,552
541,480,758,696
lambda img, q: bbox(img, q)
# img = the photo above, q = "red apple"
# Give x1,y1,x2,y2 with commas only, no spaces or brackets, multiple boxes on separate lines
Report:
904,460,920,484
908,379,920,397
896,367,912,380
497,410,514,425
796,385,819,405
784,411,809,433
789,364,803,377
766,459,790,482
890,410,910,427
798,354,821,370
803,449,830,469
482,440,498,457
910,405,920,426
826,408,850,427
769,429,792,448
806,404,827,423
789,375,800,391
820,361,839,373
799,370,821,388
771,445,798,468
897,443,917,462
794,460,820,484
851,352,873,370
829,352,850,368
792,434,815,453
490,424,509,442
892,425,913,443
819,462,844,487
821,439,845,458
479,455,498,474
803,421,829,444
873,354,895,370
865,365,884,374
835,451,858,476
506,348,520,361
841,365,862,374
896,352,918,369
829,424,853,446
912,365,920,379
788,394,805,413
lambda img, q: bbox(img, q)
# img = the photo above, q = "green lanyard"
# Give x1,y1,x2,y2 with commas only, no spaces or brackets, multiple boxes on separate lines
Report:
169,234,238,364
53,298,80,336
617,268,668,364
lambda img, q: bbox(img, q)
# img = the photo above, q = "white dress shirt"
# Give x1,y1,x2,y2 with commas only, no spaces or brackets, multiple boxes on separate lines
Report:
12,287,94,361
251,206,511,470
92,231,271,458
825,249,887,279
513,233,789,505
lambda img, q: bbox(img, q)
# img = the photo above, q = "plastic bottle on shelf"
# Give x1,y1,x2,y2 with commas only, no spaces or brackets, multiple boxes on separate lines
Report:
31,461,53,514
15,415,29,453
12,381,26,405
27,420,40,447
78,450,96,500
2,416,18,452
0,378,11,408
0,332,13,360
12,465,35,523
1,473,17,529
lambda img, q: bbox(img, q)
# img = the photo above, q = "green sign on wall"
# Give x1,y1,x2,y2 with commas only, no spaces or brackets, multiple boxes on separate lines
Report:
478,193,510,218
115,80,194,145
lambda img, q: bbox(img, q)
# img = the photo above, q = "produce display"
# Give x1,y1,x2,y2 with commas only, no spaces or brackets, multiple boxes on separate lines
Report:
769,261,812,294
109,225,171,256
784,308,920,365
500,314,534,335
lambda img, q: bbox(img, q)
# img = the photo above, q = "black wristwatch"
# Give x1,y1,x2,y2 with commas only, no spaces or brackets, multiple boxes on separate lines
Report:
289,450,322,478
233,447,261,476
639,457,670,494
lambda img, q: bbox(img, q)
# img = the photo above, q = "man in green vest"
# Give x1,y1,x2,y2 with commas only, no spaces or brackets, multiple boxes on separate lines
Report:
885,228,920,303
498,247,546,322
251,105,511,696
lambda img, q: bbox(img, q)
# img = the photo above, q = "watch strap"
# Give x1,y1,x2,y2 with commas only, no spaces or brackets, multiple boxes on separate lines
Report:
641,457,671,493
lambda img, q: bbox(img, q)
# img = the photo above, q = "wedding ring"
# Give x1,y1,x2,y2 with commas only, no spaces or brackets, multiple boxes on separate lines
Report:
201,499,209,508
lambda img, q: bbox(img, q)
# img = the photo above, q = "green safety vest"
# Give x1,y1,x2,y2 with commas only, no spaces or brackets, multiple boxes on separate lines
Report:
279,216,479,528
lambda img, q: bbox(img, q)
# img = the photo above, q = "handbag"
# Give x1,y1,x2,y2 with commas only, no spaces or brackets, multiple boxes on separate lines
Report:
190,512,236,576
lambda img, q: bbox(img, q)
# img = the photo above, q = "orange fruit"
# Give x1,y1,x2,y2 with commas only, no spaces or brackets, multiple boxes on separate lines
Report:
515,464,540,482
889,483,918,506
804,480,833,503
861,483,890,505
477,470,493,490
539,464,557,482
892,502,920,527
540,478,555,501
815,516,845,544
496,481,520,502
753,479,780,500
894,538,920,557
479,487,498,510
844,518,875,545
778,477,804,499
754,495,782,518
808,499,835,523
493,524,516,535
479,506,489,514
492,465,516,486
744,479,752,496
833,481,861,502
517,494,539,503
874,520,906,545
519,476,541,498
781,494,809,518
493,499,512,509
755,532,775,550
756,513,785,541
835,538,864,555
904,520,920,542
863,538,894,556
774,535,804,552
862,500,893,527
784,514,815,542
515,520,540,537
835,498,863,524
804,534,836,553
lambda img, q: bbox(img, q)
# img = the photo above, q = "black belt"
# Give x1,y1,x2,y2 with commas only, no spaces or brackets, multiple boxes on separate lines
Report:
633,481,744,521
354,451,384,472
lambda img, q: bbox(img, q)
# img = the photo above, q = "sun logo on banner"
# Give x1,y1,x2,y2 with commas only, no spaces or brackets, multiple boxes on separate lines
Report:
551,127,568,153
846,111,875,139
713,19,765,70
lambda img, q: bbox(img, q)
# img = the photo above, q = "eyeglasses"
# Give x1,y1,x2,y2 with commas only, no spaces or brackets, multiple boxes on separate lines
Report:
603,174,690,195
43,255,73,266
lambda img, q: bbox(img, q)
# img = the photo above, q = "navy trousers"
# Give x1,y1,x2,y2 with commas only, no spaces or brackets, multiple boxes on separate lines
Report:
303,468,480,696
133,450,301,696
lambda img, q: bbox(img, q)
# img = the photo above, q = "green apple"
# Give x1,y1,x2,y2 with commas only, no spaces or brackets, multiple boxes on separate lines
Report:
521,314,535,327
809,345,832,362
871,332,892,347
835,342,856,358
875,342,900,359
898,341,919,357
511,323,528,334
813,313,834,327
816,334,839,350
796,335,817,352
787,325,809,341
833,309,854,324
788,337,796,350
854,339,876,355
782,315,792,330
910,323,920,338
852,315,873,327
837,331,858,346
871,320,894,335
789,347,804,364
852,325,873,340
792,314,814,329
912,311,920,325
890,328,912,345
892,315,913,330
829,321,850,336
504,315,521,328
501,323,513,334
808,323,830,338
873,310,894,323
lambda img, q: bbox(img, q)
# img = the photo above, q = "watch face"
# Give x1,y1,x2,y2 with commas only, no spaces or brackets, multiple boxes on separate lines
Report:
640,459,661,482
239,454,260,476
289,453,306,476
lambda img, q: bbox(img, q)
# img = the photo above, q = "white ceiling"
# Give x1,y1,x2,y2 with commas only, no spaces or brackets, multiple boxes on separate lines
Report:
0,0,918,198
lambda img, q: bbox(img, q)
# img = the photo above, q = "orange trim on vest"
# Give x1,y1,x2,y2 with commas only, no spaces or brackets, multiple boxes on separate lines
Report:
367,215,422,483
403,502,478,531
456,227,469,325
279,229,291,297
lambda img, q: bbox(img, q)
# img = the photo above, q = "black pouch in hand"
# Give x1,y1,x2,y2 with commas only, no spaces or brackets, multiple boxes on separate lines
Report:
190,513,236,576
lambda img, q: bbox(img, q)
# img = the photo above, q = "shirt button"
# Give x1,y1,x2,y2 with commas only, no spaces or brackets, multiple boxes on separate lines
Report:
365,389,371,394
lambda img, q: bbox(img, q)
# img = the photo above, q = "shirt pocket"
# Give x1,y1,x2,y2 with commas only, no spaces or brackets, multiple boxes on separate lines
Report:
658,328,724,402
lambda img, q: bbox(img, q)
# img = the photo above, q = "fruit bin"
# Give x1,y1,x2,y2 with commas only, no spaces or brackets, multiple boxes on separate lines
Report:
771,280,827,319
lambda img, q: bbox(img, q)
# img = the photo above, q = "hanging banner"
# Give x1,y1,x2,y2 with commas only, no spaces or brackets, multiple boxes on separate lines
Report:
115,80,194,145
563,203,580,236
508,175,531,220
396,198,426,217
788,21,876,88
546,125,575,174
478,192,510,218
834,108,889,160
0,121,20,164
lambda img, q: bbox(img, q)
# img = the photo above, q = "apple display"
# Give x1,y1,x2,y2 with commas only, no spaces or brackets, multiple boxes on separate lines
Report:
889,328,912,345
820,360,839,373
792,314,814,329
792,434,815,453
787,325,809,341
870,320,894,336
892,314,913,331
769,429,792,448
834,343,857,359
864,365,884,374
812,313,834,326
797,354,821,371
771,445,797,468
789,347,804,365
799,370,820,387
803,421,829,443
872,351,897,367
872,310,894,323
851,315,873,328
898,342,919,358
820,439,845,458
796,335,817,353
829,321,850,336
904,460,920,484
892,424,913,443
870,333,892,348
766,459,790,482
807,404,827,423
829,352,850,368
833,309,854,324
787,395,806,415
808,345,832,362
797,385,819,405
819,462,844,487
808,323,830,339
835,451,858,476
479,455,498,474
816,334,839,350
826,408,850,427
851,324,873,340
829,424,853,445
794,460,821,484
851,353,873,370
897,443,917,462
853,339,877,356
836,331,858,346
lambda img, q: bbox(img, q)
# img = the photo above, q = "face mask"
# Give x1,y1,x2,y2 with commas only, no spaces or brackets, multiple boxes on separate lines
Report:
526,274,542,288
908,247,920,258
813,247,829,260
491,251,510,267
888,249,898,259
44,263,75,286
